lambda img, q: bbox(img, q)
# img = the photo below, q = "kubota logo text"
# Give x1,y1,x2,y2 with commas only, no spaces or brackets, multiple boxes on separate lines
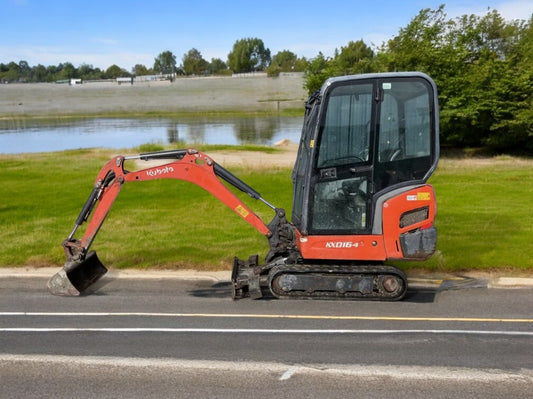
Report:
146,166,174,177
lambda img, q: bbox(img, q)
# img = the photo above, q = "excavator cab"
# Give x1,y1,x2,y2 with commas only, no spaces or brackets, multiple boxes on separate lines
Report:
291,72,439,263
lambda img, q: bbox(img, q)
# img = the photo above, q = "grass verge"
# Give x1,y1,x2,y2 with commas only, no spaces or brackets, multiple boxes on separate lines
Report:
406,156,533,272
0,149,531,272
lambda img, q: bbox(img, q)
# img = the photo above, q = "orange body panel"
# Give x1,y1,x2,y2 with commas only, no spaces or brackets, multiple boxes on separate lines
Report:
295,230,387,261
382,184,436,260
295,184,436,262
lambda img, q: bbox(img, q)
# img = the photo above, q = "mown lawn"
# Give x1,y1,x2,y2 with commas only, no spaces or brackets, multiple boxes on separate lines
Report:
416,156,533,271
1,149,531,271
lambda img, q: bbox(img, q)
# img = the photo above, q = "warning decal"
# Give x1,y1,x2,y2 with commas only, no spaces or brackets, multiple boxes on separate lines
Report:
235,204,250,218
407,192,431,201
417,192,431,200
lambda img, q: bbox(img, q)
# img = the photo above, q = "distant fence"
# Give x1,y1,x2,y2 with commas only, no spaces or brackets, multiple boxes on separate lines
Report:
231,72,267,78
55,79,82,85
116,77,133,85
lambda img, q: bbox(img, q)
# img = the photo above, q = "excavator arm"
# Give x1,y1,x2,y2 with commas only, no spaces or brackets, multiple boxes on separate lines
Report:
49,148,286,296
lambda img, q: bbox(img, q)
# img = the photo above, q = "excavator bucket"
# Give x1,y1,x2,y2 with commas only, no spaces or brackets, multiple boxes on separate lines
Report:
47,251,107,296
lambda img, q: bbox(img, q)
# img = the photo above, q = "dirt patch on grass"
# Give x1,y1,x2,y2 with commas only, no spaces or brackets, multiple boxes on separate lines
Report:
134,140,299,171
209,140,299,169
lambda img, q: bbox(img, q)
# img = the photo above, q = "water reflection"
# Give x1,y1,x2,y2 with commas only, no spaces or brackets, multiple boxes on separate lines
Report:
166,124,179,143
187,123,206,143
234,118,277,144
0,116,303,154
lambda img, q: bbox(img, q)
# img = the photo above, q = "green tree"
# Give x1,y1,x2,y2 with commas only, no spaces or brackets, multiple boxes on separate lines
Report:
303,40,376,93
267,50,308,76
78,63,93,78
479,15,533,152
2,61,21,82
378,5,454,75
209,58,227,75
132,64,150,76
153,50,177,75
18,60,31,80
182,48,208,75
227,38,271,73
46,64,60,81
77,63,104,80
303,52,333,93
105,64,127,79
57,62,77,80
270,50,297,70
436,10,532,151
31,64,48,82
334,40,375,75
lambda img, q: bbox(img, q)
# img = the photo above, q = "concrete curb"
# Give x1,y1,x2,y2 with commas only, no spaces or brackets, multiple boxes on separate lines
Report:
491,277,533,288
1,267,533,289
0,267,229,282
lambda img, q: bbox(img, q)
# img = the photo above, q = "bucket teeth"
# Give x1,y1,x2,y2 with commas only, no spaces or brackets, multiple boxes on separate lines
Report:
47,251,108,296
47,269,82,296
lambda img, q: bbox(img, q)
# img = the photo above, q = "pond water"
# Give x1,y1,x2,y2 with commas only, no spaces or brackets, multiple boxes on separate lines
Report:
0,116,304,154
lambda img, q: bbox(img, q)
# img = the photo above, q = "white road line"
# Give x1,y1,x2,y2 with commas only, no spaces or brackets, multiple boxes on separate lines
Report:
1,354,532,383
1,327,532,335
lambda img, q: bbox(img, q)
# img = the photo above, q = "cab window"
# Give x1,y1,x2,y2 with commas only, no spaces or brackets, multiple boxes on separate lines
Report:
317,83,373,168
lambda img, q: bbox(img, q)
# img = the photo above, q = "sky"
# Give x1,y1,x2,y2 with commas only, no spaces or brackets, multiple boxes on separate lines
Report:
1,0,532,71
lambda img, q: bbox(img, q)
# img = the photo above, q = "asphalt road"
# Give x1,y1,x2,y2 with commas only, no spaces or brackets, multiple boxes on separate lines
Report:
1,274,532,398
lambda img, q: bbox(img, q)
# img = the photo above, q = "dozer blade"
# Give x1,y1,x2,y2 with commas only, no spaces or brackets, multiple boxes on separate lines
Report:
47,251,107,296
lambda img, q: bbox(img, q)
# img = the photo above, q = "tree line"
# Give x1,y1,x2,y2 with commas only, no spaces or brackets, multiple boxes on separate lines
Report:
0,37,303,83
1,6,531,153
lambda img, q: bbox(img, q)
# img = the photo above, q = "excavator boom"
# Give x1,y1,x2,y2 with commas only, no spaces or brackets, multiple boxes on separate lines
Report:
48,148,286,296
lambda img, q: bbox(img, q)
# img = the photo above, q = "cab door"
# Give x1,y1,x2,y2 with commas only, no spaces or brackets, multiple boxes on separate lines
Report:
309,81,374,235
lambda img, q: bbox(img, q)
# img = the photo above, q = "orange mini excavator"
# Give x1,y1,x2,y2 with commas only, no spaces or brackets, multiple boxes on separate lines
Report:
48,72,439,300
